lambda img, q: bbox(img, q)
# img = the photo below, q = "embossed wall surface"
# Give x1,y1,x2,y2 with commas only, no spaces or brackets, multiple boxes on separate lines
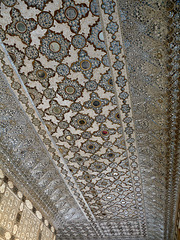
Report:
0,168,56,240
0,0,179,239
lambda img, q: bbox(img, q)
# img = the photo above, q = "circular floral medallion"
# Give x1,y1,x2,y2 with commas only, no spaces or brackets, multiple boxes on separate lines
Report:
26,46,38,59
72,34,86,49
85,80,98,91
90,162,106,172
70,103,82,112
80,60,91,71
56,64,69,76
40,30,70,62
44,88,55,99
65,6,78,20
57,77,83,101
81,131,91,139
71,113,93,130
38,11,53,29
16,22,27,33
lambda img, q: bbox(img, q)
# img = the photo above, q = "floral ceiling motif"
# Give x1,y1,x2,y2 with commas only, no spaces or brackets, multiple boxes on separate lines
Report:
0,0,179,240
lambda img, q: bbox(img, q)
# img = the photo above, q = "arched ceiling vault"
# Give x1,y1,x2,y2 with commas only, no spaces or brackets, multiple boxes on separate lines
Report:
0,0,179,239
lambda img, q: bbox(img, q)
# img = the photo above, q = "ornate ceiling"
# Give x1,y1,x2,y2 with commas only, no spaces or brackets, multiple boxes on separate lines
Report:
0,0,179,239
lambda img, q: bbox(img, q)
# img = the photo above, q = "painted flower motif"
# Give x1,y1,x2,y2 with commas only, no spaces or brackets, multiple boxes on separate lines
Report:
125,126,134,135
2,64,13,77
6,8,37,45
59,129,80,146
43,119,57,135
71,50,100,79
56,64,70,76
57,145,69,157
107,108,121,124
113,60,124,70
28,60,55,88
70,113,93,131
121,104,131,113
45,100,69,121
96,179,112,188
26,86,43,106
88,20,106,52
72,34,86,49
54,0,89,33
93,124,116,140
25,45,39,59
99,69,114,92
70,102,82,112
81,131,91,139
101,0,116,15
58,121,69,129
107,169,125,180
85,80,98,91
6,44,24,71
84,92,109,114
116,76,127,88
114,136,126,150
103,141,113,148
106,21,119,34
95,115,106,123
102,194,116,201
40,30,70,62
119,91,129,100
57,77,83,101
81,140,101,154
110,40,122,55
106,205,121,214
111,96,117,105
69,153,89,165
90,161,106,172
37,11,53,29
23,0,51,10
101,148,120,161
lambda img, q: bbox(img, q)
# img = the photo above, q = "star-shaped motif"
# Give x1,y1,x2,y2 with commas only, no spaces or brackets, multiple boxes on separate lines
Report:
84,92,109,114
28,60,55,88
71,50,100,79
93,124,116,140
54,0,89,33
40,30,70,62
6,8,37,45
